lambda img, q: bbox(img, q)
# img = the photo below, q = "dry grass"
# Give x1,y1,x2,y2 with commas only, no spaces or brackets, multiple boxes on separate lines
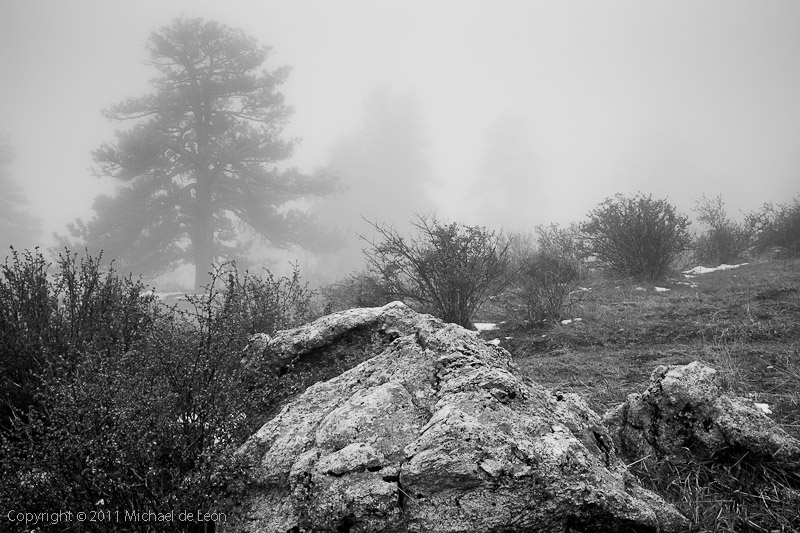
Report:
630,451,800,532
484,258,800,531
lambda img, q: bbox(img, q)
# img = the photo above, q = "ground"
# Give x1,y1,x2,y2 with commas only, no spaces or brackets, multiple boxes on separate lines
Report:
482,259,800,430
478,258,800,532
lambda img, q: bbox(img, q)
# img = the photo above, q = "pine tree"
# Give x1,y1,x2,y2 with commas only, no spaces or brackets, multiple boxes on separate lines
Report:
61,17,340,290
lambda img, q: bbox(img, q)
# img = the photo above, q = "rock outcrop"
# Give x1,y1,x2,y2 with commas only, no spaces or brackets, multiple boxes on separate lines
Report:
224,302,687,532
604,361,800,462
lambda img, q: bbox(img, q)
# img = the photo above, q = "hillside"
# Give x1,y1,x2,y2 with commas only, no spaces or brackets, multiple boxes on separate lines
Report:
482,258,800,531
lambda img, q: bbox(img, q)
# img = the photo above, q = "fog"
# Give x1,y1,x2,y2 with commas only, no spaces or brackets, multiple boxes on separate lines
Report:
2,1,799,285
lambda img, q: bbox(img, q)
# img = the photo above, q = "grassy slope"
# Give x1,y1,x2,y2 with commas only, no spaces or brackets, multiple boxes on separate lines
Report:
485,258,800,531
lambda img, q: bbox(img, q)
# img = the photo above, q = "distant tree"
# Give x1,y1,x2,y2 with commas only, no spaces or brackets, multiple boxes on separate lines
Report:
692,194,756,264
582,193,692,281
0,139,42,253
751,195,800,257
315,86,435,276
59,17,340,290
361,215,513,328
468,114,543,228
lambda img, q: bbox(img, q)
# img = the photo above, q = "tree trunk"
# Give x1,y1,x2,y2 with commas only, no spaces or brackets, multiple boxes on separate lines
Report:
193,169,214,292
192,84,214,293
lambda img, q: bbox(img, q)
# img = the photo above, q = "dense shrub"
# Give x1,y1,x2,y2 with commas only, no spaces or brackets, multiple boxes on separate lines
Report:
217,262,318,335
0,253,316,532
0,248,55,427
582,193,692,281
0,248,158,429
361,215,513,328
693,194,756,264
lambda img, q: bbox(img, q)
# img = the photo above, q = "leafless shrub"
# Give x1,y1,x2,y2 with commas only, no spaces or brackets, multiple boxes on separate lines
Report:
501,224,586,327
320,270,394,313
693,194,756,265
751,195,800,258
360,214,513,328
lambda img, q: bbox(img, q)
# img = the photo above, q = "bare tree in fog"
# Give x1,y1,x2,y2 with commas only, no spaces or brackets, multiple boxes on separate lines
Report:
58,17,340,290
0,137,42,253
315,86,435,276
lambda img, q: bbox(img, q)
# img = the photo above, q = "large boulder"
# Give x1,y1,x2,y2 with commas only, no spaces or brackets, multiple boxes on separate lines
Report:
603,361,800,462
224,302,687,532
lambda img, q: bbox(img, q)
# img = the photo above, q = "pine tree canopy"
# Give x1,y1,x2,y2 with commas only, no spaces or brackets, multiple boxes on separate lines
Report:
60,17,341,290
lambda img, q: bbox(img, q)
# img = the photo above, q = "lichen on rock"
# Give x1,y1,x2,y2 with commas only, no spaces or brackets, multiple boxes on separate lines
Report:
224,302,687,532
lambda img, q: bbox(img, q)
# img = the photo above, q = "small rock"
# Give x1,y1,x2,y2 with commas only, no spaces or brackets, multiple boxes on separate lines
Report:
603,361,800,462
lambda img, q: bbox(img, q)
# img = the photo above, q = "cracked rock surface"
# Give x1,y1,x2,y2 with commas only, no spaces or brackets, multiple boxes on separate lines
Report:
224,302,687,532
604,361,800,463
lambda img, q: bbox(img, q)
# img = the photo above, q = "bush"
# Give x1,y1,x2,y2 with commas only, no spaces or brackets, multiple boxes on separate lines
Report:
320,270,395,313
752,196,800,257
582,193,692,281
693,194,756,265
0,248,158,429
0,253,316,532
501,225,585,327
217,261,318,335
361,215,513,328
0,248,55,428
503,252,581,326
535,223,589,278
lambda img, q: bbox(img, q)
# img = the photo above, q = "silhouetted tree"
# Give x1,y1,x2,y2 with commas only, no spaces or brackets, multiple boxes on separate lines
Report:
60,17,340,290
0,139,42,253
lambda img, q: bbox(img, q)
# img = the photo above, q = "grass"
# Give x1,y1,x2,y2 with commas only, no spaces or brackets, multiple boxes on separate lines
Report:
482,258,800,532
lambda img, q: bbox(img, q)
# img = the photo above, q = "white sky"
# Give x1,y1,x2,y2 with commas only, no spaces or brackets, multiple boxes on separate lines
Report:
2,0,800,251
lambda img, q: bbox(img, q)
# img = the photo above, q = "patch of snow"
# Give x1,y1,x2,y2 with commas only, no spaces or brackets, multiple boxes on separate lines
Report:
504,336,513,340
486,338,501,346
754,403,772,415
569,287,592,296
474,322,498,332
683,263,748,276
654,287,670,292
561,319,573,325
635,286,646,291
717,263,749,271
683,266,715,275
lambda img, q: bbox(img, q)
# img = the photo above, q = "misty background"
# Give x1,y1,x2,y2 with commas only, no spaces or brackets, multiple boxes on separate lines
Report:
1,0,799,288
